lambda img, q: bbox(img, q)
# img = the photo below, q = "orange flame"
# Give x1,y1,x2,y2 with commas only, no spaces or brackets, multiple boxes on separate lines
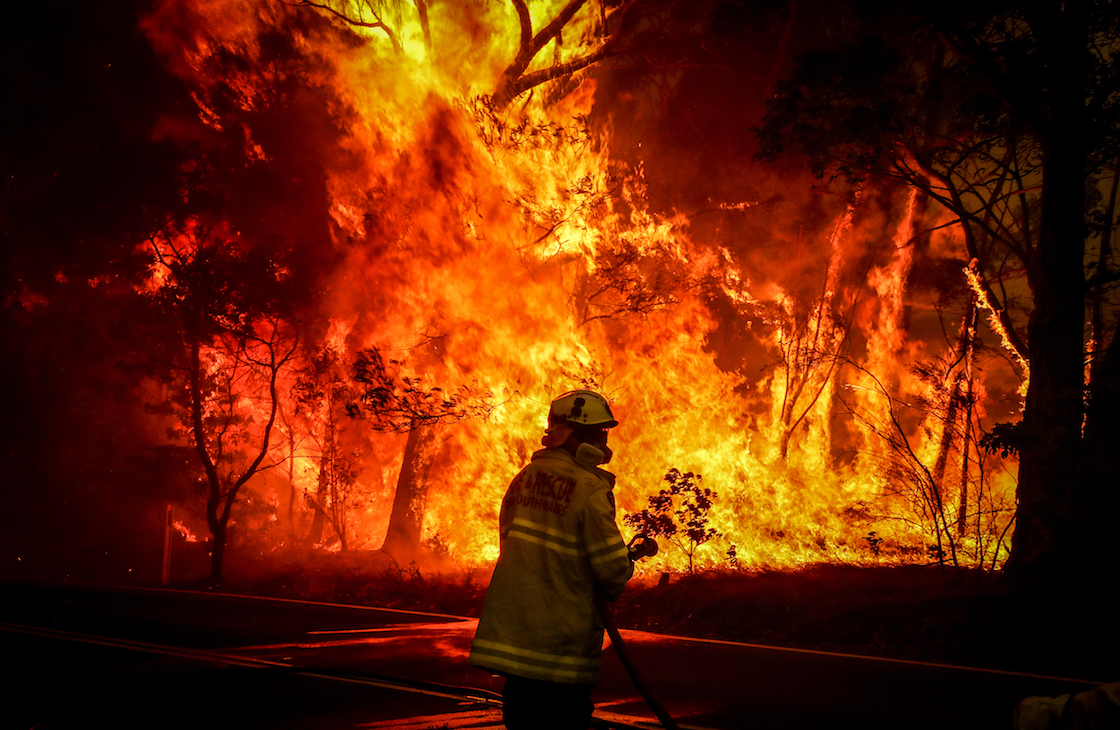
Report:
137,0,1019,573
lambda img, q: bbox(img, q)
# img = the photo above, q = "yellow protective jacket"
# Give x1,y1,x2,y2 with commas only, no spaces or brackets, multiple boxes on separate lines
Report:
469,445,634,684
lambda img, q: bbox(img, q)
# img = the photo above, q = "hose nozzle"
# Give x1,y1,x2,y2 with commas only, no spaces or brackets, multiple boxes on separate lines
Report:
627,534,659,562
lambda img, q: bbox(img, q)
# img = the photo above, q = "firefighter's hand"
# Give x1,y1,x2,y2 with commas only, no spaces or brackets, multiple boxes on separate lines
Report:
628,534,659,562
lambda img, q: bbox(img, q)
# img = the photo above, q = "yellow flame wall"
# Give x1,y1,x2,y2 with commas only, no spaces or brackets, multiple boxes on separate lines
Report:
141,0,1020,572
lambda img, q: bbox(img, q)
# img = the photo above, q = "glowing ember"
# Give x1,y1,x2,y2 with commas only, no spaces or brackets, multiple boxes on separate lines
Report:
173,521,200,543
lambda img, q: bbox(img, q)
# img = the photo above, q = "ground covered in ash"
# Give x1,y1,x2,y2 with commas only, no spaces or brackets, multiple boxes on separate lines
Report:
220,556,1111,682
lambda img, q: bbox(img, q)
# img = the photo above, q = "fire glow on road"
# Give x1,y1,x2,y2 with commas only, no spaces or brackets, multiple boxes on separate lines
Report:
2,584,1102,729
0,620,500,705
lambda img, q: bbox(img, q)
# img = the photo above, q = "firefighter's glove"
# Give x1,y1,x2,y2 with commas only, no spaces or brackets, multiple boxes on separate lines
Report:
628,534,659,562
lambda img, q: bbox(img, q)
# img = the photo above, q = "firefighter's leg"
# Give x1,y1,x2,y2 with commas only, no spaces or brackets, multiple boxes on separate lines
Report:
502,675,595,730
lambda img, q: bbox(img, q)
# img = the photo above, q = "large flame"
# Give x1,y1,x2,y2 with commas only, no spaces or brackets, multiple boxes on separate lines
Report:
138,0,1019,574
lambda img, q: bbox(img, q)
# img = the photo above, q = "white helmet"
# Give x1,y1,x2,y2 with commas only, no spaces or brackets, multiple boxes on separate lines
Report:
548,390,618,429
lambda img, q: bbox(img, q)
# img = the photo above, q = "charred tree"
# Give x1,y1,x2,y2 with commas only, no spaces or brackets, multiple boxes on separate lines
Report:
754,2,1120,582
143,222,300,583
491,0,637,109
349,347,487,560
380,422,436,558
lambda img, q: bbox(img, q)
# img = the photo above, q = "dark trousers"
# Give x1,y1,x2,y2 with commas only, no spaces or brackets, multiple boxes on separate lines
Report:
501,674,595,730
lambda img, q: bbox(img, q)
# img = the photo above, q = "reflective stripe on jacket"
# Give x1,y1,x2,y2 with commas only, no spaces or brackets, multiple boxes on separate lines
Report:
469,445,634,684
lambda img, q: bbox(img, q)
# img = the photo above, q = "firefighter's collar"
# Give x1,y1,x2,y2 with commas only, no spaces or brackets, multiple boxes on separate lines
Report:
532,446,616,487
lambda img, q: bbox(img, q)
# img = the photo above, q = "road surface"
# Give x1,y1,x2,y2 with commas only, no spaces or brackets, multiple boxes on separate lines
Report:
1,580,1105,729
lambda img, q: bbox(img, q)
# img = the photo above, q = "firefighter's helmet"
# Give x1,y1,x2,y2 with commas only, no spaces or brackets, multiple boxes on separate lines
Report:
548,390,618,429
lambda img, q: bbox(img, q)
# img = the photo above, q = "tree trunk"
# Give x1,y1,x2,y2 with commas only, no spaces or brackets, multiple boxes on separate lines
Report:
1083,164,1119,570
1006,3,1088,583
956,298,978,535
381,423,434,559
210,521,226,583
306,456,327,547
192,336,227,585
956,313,977,536
930,378,960,498
1083,318,1120,569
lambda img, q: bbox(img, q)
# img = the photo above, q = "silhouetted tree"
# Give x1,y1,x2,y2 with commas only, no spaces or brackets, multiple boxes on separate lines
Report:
348,347,489,558
290,346,366,551
297,0,639,109
625,468,720,573
143,220,299,582
755,2,1120,581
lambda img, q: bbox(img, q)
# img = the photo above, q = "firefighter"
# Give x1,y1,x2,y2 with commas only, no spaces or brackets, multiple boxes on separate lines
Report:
469,389,638,730
1014,680,1120,730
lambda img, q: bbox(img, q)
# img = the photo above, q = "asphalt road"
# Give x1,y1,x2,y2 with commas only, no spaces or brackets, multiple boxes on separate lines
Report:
1,581,1105,729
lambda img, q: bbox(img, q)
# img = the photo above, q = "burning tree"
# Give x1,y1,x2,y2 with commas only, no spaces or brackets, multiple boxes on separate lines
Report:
489,0,638,109
296,0,639,109
128,0,979,573
841,361,1014,570
142,220,300,582
289,346,367,551
760,193,861,460
755,3,1120,580
11,0,1088,580
348,347,490,560
290,0,416,54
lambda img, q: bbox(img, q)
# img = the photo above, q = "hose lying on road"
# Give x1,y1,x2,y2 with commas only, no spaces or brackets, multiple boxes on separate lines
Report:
595,592,682,730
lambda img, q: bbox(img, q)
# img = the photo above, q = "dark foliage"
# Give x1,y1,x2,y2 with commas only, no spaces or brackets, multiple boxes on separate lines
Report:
348,348,490,431
624,468,721,573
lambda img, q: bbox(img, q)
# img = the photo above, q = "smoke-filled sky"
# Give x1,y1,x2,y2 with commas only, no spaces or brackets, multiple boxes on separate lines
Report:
1,0,1025,582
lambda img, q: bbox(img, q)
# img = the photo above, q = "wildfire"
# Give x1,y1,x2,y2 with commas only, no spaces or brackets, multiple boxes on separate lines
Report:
174,521,200,543
966,261,1030,396
136,0,1021,576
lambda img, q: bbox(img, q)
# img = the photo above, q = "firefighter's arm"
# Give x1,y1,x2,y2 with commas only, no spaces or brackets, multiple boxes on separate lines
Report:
584,487,634,600
1014,681,1120,730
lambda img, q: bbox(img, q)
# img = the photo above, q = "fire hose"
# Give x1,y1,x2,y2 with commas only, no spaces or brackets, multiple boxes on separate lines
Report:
594,534,682,730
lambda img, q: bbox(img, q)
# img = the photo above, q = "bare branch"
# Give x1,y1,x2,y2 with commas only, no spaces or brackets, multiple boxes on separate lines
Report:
492,0,638,108
289,0,402,53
